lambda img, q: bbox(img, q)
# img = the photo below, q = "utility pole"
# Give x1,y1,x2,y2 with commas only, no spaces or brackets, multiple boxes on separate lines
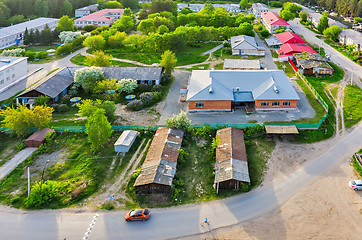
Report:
28,167,30,196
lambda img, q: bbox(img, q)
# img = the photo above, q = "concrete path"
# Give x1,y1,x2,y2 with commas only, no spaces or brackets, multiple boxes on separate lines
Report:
201,44,223,56
0,148,37,180
254,33,278,70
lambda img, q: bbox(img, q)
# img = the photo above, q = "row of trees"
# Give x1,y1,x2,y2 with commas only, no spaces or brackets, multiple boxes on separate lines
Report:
295,0,362,17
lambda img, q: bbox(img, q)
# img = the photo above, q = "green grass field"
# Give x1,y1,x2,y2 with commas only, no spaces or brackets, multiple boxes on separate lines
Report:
343,85,362,128
70,54,141,67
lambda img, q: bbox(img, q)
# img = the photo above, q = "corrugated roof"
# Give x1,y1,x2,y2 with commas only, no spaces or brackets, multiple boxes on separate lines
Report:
115,130,138,147
75,9,123,22
230,35,264,51
75,4,99,11
275,32,307,45
187,70,300,101
215,128,250,184
0,18,58,38
223,59,260,69
101,67,163,81
134,127,184,187
278,43,317,56
261,12,289,26
25,128,54,142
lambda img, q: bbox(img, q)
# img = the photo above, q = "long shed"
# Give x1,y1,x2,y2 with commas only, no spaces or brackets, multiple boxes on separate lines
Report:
114,130,138,153
24,128,55,148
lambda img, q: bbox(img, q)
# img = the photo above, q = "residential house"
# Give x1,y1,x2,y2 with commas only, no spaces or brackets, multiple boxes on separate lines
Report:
0,18,59,50
101,66,164,85
252,3,269,18
75,4,99,18
294,52,333,75
275,32,307,45
114,130,138,153
134,127,185,194
308,12,346,29
186,70,300,112
338,29,362,51
230,35,265,56
265,35,283,48
74,9,124,29
278,43,317,62
223,59,260,70
177,3,241,13
0,57,27,93
214,127,250,190
261,12,290,33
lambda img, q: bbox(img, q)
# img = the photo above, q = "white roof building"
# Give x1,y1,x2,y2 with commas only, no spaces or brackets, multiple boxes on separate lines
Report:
114,130,138,153
338,29,362,51
252,3,269,18
0,57,28,93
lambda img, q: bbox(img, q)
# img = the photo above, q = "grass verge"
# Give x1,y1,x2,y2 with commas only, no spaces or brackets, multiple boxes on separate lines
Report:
343,85,362,128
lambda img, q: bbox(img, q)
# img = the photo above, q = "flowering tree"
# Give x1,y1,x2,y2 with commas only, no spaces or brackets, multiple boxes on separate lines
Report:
74,67,104,93
59,31,82,43
118,78,138,94
165,110,191,130
0,48,25,57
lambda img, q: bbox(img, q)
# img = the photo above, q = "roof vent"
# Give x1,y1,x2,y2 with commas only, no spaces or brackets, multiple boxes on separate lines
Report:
0,60,11,64
209,86,213,94
273,85,279,93
236,87,240,93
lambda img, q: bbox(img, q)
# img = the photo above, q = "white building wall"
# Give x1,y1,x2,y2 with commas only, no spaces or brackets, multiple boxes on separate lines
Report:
0,58,28,92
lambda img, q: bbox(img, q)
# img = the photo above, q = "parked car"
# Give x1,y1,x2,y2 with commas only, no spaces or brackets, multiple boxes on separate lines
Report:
348,180,362,191
125,209,150,221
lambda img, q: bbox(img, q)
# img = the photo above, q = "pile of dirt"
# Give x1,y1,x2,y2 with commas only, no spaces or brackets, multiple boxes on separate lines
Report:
114,104,161,126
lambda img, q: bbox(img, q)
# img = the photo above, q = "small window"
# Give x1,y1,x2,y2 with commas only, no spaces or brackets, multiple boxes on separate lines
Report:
272,101,280,106
283,101,291,106
196,102,204,108
261,101,269,106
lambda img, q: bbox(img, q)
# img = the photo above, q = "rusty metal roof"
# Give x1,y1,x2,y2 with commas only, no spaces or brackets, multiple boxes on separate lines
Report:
25,128,54,142
134,127,184,187
215,127,250,184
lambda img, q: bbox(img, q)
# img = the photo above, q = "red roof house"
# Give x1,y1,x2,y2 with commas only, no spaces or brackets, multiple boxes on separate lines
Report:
261,12,290,33
75,9,124,28
275,32,307,45
278,43,317,61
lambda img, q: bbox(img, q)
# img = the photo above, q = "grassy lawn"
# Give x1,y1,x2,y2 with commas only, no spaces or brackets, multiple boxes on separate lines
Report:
343,85,362,128
25,45,58,52
183,64,210,71
0,131,149,209
104,42,219,67
324,39,362,65
70,54,141,67
271,50,278,58
0,133,22,167
214,62,223,70
275,61,296,77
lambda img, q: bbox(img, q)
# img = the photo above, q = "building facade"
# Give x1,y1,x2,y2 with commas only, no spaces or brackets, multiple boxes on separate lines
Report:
75,4,99,18
0,18,59,50
74,9,123,29
338,29,362,51
252,3,269,18
0,57,28,93
230,35,265,56
261,12,290,33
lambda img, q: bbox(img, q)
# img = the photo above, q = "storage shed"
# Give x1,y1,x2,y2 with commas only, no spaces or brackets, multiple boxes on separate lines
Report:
114,130,138,153
25,128,55,148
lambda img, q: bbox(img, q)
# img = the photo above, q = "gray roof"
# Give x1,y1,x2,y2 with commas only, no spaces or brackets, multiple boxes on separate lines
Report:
0,18,59,38
0,57,27,70
265,36,282,46
230,35,264,51
223,59,260,70
340,29,362,45
18,68,74,99
252,3,268,11
100,67,163,81
177,3,240,12
115,130,138,147
75,4,99,11
187,70,300,102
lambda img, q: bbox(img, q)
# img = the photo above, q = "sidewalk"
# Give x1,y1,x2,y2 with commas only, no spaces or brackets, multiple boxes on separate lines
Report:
0,148,37,180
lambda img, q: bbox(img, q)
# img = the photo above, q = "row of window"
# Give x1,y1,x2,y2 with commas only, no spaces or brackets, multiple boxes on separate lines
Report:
261,101,290,107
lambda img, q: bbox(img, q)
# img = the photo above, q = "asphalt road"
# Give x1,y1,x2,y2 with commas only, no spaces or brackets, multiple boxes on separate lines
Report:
1,123,361,240
289,19,362,88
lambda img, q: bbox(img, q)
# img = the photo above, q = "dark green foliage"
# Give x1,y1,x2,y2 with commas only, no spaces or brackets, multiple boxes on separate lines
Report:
83,25,98,32
26,180,64,208
34,95,50,106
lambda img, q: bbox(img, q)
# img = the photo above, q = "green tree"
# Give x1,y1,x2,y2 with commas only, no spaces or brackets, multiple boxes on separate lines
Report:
40,25,53,45
349,0,359,16
34,0,49,17
29,29,35,44
78,99,101,117
83,35,106,51
34,29,41,44
355,17,362,23
165,110,191,130
9,15,26,25
26,180,63,208
74,67,104,93
323,25,342,40
34,95,50,106
0,105,53,137
138,19,157,34
100,100,117,121
180,7,192,15
157,24,169,34
239,0,249,10
118,78,138,93
0,2,10,27
279,10,295,21
85,51,112,67
56,15,75,32
160,50,177,75
105,0,122,8
148,0,178,16
358,0,362,17
86,108,113,153
299,11,309,22
260,29,271,38
318,14,329,33
60,0,73,17
200,3,215,15
107,31,127,48
120,0,139,9
23,28,30,45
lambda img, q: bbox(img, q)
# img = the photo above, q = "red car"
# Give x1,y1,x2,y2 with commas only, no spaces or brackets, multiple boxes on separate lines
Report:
125,209,150,222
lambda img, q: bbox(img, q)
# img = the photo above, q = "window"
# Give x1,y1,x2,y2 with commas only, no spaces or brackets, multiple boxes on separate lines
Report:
0,80,4,84
283,101,291,106
272,101,280,106
261,101,269,106
196,102,204,108
12,74,15,79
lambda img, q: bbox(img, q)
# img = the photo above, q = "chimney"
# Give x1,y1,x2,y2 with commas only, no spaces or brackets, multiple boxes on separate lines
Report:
273,85,279,93
209,86,213,94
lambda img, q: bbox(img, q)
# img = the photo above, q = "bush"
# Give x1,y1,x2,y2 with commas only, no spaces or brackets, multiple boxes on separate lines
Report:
26,180,64,208
165,110,191,130
16,142,26,151
260,29,270,38
83,25,98,32
34,51,48,59
53,104,69,113
0,48,25,57
24,51,36,61
126,99,143,111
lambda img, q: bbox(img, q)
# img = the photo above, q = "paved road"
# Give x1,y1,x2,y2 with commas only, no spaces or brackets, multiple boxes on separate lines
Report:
1,123,361,240
254,33,278,70
0,148,37,180
289,19,362,88
201,44,223,56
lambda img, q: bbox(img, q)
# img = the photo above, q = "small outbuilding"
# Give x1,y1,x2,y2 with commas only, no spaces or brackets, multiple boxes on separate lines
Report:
114,130,138,153
25,128,55,148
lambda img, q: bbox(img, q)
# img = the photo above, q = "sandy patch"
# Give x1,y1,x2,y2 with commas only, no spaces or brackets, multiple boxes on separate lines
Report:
114,104,161,126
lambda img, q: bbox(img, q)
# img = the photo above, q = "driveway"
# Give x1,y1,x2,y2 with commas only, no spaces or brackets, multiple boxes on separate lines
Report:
158,70,189,124
201,44,223,56
254,33,278,70
0,148,37,180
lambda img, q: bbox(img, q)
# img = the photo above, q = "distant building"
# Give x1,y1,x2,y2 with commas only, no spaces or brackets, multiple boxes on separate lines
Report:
308,12,346,29
177,3,241,13
75,4,99,18
214,127,250,190
223,59,260,70
338,29,362,51
0,57,28,93
230,35,265,56
265,35,283,48
0,18,59,50
186,70,300,112
252,3,269,18
114,130,138,153
294,52,333,75
261,12,289,33
134,127,185,194
278,43,317,62
74,9,124,29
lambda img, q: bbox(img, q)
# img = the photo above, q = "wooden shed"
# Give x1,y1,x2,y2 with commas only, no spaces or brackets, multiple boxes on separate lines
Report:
25,128,55,148
114,130,138,153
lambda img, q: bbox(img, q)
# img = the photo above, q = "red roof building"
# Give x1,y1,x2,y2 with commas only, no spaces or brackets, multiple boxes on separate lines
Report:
278,43,317,61
275,32,307,45
261,12,290,33
74,9,123,29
